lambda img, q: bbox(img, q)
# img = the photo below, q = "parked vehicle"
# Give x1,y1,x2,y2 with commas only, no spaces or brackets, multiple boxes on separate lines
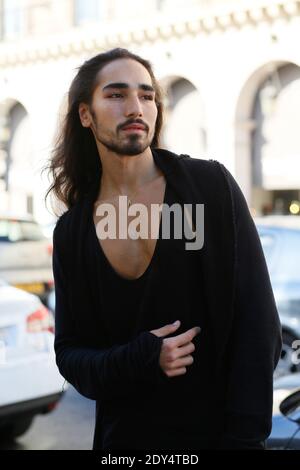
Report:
256,216,300,377
0,215,54,305
47,288,55,314
267,372,300,449
0,279,65,440
41,220,57,241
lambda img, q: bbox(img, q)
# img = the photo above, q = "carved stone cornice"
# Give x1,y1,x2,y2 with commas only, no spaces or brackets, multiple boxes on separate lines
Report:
0,1,299,68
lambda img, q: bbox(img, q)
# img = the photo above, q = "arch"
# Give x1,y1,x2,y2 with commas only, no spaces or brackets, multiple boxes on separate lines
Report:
159,74,207,158
52,91,68,143
0,98,34,215
234,59,295,208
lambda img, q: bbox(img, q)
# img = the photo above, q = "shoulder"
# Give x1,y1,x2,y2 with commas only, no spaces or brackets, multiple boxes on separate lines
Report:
52,210,70,254
52,200,85,246
178,153,232,192
179,153,224,173
154,148,225,184
53,210,69,239
178,153,249,218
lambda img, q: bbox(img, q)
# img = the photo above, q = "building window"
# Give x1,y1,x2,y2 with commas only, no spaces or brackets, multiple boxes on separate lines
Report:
74,0,102,26
2,0,24,40
156,0,165,10
27,194,33,215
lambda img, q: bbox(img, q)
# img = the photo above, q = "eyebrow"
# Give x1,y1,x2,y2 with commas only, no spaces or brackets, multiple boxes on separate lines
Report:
102,82,155,93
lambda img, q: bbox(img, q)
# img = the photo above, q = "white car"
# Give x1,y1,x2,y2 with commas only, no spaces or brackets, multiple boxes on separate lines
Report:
255,216,300,377
0,215,54,304
0,279,65,440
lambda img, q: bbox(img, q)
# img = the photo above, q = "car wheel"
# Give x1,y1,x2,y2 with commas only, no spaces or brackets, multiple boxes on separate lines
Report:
274,330,300,378
0,415,34,440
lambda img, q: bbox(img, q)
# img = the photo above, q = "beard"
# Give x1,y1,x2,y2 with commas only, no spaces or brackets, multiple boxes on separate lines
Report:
97,132,149,156
90,113,154,156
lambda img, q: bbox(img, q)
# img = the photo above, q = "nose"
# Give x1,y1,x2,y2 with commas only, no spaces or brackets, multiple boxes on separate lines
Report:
124,95,143,117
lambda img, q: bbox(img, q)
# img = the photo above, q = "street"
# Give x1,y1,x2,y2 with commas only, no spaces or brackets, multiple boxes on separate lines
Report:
0,387,95,450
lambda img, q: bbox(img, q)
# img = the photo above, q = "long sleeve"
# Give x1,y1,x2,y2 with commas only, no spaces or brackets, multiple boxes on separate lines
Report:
219,165,282,449
52,219,166,402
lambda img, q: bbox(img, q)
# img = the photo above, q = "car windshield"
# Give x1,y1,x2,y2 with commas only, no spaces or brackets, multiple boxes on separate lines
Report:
276,298,300,317
258,232,275,267
0,219,45,242
258,227,300,281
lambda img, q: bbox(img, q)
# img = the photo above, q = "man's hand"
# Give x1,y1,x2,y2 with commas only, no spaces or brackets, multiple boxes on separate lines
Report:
150,321,201,378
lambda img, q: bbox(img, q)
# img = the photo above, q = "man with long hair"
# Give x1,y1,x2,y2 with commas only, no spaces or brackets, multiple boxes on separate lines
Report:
47,48,282,450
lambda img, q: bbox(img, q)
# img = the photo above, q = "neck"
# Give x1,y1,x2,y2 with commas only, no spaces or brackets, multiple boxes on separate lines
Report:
97,147,162,196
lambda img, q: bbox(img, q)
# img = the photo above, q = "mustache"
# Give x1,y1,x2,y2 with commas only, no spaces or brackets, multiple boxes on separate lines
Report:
119,119,148,131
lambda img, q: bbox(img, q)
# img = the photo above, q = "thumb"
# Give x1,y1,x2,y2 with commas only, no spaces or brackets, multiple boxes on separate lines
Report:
150,320,181,338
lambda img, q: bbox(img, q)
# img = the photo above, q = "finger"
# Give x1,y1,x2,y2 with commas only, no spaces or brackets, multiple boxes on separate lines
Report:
150,321,181,338
176,342,195,358
166,367,187,377
172,326,201,347
169,355,194,370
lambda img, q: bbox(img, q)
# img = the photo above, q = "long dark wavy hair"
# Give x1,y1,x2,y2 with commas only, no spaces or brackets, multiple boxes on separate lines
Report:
44,48,165,214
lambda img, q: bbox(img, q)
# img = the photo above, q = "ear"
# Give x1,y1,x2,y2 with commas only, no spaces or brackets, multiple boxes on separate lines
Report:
78,103,92,127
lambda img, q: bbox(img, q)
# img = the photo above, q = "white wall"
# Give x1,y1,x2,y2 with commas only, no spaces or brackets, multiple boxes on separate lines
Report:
1,0,300,221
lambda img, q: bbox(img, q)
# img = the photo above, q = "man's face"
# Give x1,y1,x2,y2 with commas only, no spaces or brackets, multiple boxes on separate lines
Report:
79,58,158,156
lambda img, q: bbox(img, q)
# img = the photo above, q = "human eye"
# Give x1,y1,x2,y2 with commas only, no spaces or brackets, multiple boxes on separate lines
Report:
108,93,123,98
143,95,154,100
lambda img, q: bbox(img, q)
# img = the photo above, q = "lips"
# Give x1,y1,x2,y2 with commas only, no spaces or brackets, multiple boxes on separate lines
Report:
122,124,146,131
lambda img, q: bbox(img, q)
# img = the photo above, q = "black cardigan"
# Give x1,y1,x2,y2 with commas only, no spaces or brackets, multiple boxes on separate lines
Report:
53,148,282,449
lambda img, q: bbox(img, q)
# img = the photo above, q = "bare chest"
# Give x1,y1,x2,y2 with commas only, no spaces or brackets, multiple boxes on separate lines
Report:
93,177,166,280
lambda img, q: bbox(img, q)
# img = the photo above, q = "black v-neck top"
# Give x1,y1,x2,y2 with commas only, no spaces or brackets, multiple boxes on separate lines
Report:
95,249,150,344
89,180,218,449
53,149,281,451
91,180,169,346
